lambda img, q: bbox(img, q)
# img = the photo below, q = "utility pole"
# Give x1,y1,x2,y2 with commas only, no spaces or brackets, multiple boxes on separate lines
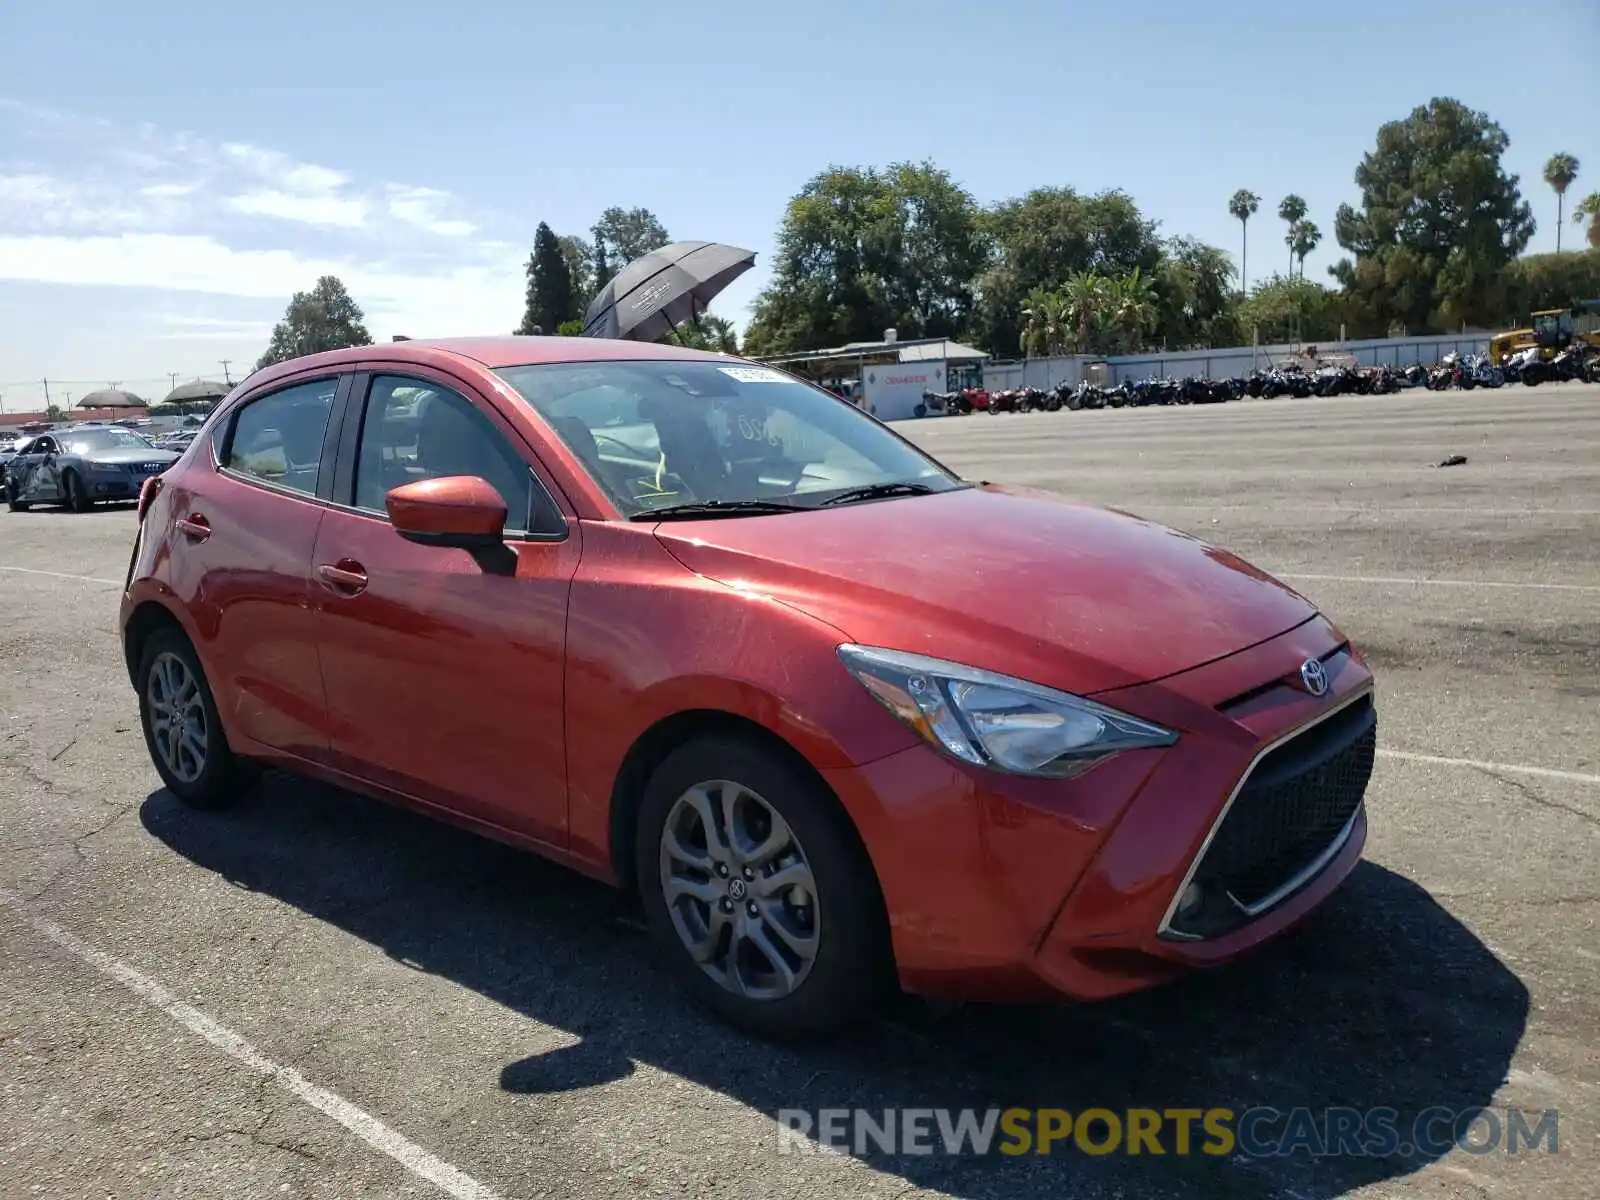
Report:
168,372,179,393
42,378,51,408
218,360,233,384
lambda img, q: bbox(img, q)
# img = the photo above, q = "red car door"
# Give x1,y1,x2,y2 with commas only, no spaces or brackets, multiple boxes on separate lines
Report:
166,372,348,761
310,369,579,847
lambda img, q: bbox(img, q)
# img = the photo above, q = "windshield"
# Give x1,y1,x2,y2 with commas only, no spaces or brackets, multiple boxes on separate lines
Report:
60,427,154,455
495,360,961,516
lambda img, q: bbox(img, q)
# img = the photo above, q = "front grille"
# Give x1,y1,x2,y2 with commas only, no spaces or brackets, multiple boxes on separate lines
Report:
1167,695,1376,939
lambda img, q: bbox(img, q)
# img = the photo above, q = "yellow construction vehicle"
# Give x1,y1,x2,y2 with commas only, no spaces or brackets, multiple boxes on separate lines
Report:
1488,302,1600,364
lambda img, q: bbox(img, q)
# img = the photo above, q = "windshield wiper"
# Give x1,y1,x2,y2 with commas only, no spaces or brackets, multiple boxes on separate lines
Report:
633,499,811,521
818,481,938,507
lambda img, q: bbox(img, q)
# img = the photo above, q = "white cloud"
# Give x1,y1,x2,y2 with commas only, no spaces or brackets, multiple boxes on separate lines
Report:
226,188,371,229
0,232,523,338
221,141,349,194
0,104,520,348
387,185,477,237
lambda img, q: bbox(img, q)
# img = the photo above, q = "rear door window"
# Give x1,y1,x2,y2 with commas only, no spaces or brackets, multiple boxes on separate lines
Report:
224,379,338,495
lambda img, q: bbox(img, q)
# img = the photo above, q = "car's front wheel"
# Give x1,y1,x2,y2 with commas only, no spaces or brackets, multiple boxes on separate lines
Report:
636,735,890,1039
137,627,253,808
62,470,92,512
5,480,28,512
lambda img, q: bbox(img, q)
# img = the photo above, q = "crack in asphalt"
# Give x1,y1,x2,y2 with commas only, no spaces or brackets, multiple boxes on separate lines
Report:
1478,768,1600,829
17,806,135,902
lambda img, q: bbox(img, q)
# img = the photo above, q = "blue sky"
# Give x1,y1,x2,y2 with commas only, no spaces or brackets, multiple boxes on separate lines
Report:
1,0,1596,410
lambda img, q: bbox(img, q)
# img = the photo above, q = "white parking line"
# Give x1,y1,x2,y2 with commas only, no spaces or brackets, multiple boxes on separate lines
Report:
1280,572,1599,593
1145,504,1600,518
0,565,122,586
1378,749,1600,786
5,899,503,1200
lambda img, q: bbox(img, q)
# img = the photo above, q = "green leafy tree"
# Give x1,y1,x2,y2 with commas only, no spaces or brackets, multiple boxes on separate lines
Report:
556,319,585,337
1152,237,1240,349
745,161,987,354
1544,153,1579,253
1332,98,1535,334
518,222,575,335
972,186,1161,354
1574,192,1600,249
1236,275,1343,344
256,275,373,369
590,206,670,272
1278,195,1308,276
45,404,64,422
558,235,595,312
1505,249,1600,315
1228,189,1260,294
592,240,613,296
1290,220,1322,278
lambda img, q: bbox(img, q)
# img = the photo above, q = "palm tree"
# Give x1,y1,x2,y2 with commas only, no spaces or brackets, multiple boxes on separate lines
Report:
1573,192,1600,250
1544,153,1580,252
1227,190,1260,295
1290,220,1322,278
1019,287,1066,357
1278,195,1308,276
1062,272,1106,353
1104,269,1157,355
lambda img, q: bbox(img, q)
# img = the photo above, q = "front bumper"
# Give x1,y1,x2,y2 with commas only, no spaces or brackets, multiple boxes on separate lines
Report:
826,615,1375,1002
87,473,147,499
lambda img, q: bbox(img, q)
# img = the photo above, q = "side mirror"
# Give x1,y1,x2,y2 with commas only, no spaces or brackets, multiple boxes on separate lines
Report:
386,476,507,549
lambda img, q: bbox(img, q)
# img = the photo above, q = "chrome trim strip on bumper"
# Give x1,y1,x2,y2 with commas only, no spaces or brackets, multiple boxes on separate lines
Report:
1225,804,1361,918
1156,683,1376,942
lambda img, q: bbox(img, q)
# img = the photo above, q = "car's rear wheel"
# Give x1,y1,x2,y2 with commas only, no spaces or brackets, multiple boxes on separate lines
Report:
62,470,92,512
636,735,890,1039
137,627,252,808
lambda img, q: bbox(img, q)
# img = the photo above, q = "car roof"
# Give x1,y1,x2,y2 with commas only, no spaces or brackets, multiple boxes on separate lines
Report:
243,336,743,391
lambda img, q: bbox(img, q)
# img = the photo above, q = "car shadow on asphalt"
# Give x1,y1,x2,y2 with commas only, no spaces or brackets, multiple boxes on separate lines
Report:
140,776,1529,1200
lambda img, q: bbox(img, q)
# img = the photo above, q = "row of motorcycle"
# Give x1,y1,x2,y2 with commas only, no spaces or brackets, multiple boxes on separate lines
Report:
920,344,1600,414
1425,345,1600,390
921,377,1241,414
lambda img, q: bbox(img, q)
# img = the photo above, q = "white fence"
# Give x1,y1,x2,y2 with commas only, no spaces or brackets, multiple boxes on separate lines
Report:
983,332,1494,389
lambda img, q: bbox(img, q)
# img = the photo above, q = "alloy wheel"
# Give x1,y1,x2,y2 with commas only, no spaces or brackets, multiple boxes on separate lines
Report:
658,779,820,1000
147,651,207,784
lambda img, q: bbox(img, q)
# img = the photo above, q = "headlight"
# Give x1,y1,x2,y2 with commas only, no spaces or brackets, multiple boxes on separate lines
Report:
837,644,1177,778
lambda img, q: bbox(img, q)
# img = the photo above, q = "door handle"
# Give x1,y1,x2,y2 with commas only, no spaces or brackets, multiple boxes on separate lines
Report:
315,561,369,595
176,513,211,542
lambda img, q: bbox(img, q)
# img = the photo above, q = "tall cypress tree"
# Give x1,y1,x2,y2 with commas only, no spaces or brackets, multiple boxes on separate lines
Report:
518,222,574,335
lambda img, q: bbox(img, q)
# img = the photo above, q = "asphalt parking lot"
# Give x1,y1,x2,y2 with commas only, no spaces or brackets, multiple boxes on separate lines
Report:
1,383,1596,1199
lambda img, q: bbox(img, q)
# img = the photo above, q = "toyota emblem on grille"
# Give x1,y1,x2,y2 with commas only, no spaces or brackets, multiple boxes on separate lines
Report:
1299,658,1329,697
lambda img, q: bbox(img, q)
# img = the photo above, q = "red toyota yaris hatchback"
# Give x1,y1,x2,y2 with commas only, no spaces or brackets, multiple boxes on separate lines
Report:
121,337,1375,1036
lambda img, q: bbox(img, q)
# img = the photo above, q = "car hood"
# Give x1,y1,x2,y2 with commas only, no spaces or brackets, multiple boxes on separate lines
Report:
83,448,180,465
652,484,1319,694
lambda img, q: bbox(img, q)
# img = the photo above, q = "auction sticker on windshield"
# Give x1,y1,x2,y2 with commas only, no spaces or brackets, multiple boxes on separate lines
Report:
718,366,790,384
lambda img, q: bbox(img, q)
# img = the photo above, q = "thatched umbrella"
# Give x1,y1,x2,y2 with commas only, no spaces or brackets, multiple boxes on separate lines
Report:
161,379,231,405
78,387,148,410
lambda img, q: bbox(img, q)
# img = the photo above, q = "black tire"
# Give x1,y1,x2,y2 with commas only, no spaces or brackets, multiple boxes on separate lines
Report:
635,735,891,1039
136,626,255,809
5,480,28,512
62,470,92,513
